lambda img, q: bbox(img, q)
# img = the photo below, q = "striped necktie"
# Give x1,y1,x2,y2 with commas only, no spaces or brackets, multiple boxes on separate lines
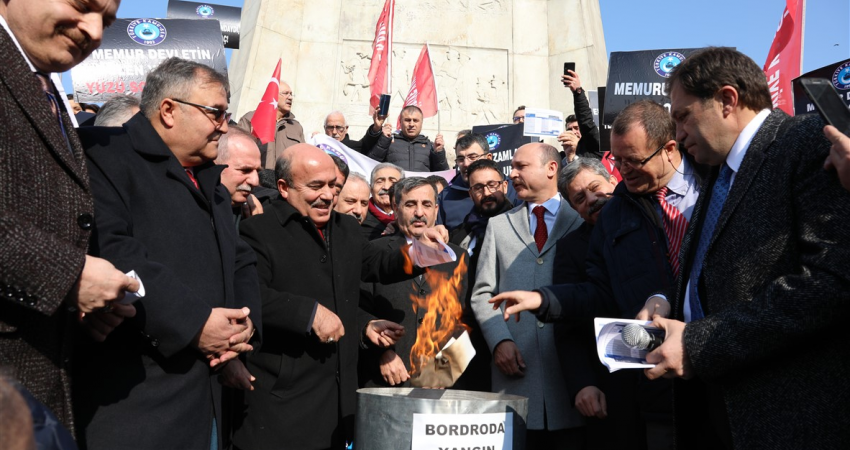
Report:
655,186,688,277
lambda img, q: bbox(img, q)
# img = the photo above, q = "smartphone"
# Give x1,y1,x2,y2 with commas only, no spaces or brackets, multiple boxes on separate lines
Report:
800,78,850,135
378,94,391,116
564,62,575,75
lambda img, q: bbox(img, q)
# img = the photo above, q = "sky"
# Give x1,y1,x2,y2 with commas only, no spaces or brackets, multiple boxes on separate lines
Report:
62,0,850,97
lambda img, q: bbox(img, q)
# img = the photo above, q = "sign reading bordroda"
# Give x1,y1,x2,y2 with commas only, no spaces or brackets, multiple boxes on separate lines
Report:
71,18,227,103
167,0,241,49
603,48,702,126
411,413,513,450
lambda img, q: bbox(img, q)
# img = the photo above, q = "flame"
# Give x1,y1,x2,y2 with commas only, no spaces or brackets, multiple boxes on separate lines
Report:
408,254,469,377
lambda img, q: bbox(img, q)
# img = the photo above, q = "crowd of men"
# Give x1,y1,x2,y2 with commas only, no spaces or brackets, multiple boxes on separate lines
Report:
2,1,850,450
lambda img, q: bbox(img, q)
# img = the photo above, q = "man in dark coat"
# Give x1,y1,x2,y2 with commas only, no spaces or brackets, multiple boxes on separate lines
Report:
323,110,387,154
75,58,261,450
361,162,404,240
234,144,447,450
0,0,139,434
559,69,602,160
369,105,449,172
360,177,469,388
640,47,850,450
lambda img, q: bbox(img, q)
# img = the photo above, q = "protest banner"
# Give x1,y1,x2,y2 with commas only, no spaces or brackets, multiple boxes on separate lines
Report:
167,0,242,49
792,58,850,116
472,123,536,178
71,19,227,103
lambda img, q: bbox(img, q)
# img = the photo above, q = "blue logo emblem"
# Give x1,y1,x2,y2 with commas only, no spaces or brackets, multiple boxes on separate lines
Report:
196,5,215,18
127,19,167,46
485,133,501,151
832,63,850,90
318,144,348,164
654,52,686,78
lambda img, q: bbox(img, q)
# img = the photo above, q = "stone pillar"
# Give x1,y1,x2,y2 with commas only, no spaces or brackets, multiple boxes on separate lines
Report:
229,0,608,160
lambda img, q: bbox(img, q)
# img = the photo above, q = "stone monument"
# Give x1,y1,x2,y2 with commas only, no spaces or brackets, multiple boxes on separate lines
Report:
228,0,608,161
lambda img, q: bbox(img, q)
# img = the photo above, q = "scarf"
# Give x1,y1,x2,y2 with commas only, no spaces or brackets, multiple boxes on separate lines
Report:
368,199,394,225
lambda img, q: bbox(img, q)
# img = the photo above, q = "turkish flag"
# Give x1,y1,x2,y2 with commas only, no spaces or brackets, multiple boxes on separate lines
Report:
251,58,281,144
403,44,439,118
763,0,805,115
367,0,394,113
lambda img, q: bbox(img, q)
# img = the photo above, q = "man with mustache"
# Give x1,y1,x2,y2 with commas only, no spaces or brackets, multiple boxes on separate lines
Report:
238,81,305,169
369,105,449,172
234,144,448,450
491,101,705,449
361,162,404,240
471,143,585,449
334,172,371,225
77,58,261,450
322,110,389,154
216,127,263,228
359,177,468,388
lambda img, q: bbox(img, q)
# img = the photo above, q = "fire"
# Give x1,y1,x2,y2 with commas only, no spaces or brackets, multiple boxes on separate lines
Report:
408,254,469,377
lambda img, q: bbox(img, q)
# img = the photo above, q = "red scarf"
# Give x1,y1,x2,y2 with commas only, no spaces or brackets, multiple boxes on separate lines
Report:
368,199,394,225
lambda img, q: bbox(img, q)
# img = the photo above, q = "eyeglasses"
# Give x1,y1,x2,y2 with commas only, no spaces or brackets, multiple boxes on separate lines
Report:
325,125,347,132
513,116,524,123
607,144,665,169
172,98,230,126
455,153,486,165
470,180,504,194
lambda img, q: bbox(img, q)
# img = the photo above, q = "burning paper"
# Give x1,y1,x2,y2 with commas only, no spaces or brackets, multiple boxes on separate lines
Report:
410,330,476,388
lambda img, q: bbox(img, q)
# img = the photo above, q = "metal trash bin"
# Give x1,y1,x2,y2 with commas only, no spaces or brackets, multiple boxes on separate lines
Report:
355,387,528,450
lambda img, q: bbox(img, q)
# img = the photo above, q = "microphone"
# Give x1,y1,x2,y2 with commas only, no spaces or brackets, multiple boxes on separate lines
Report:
622,324,663,351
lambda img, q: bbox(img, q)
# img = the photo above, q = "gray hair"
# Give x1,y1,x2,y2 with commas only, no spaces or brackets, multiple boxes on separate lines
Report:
94,95,141,126
392,176,437,206
215,127,259,163
558,156,612,199
140,57,229,119
323,111,348,128
370,162,404,185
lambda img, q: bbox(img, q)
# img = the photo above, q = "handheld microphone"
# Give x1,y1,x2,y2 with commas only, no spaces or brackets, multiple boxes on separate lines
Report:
622,324,663,352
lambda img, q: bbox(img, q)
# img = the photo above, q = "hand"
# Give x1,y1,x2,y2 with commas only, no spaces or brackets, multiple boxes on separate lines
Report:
365,320,405,347
493,340,526,377
71,256,140,313
575,386,607,418
312,303,345,344
489,290,543,322
434,134,445,152
382,123,393,138
373,109,388,132
78,303,137,342
310,131,319,138
415,227,447,250
823,125,850,191
241,194,264,218
378,350,410,386
561,70,582,92
193,307,252,366
218,359,255,390
635,295,671,321
557,130,579,152
433,224,449,242
644,317,693,380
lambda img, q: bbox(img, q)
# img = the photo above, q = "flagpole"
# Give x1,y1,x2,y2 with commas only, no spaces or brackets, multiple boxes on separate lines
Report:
799,0,806,72
386,0,394,97
426,42,441,135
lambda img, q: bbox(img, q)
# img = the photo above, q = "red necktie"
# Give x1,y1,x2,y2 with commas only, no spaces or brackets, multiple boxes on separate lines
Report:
184,168,199,189
532,205,548,252
655,186,688,277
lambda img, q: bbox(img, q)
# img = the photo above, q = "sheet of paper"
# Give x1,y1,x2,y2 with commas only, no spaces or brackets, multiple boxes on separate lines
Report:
594,318,660,373
409,239,457,268
523,107,564,137
119,270,146,305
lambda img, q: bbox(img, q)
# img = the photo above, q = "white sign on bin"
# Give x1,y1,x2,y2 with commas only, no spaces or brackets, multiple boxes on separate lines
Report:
411,412,513,450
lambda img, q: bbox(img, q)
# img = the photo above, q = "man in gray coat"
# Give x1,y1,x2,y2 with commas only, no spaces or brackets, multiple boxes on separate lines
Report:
471,143,585,449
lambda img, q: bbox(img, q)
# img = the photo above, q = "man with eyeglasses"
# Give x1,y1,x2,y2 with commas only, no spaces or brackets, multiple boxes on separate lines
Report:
322,110,389,154
490,100,705,450
77,57,261,450
513,105,526,124
238,80,305,169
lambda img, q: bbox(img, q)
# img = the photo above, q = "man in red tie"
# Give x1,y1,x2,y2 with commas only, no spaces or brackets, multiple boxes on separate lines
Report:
490,100,705,450
470,142,585,449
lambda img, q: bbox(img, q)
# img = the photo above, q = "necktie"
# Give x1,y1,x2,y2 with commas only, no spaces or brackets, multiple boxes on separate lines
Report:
655,186,689,277
532,205,548,252
35,72,69,146
687,163,733,321
184,168,199,189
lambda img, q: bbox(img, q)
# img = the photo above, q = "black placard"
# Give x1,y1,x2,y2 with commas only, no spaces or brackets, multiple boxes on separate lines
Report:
792,59,850,116
472,123,536,178
167,0,242,49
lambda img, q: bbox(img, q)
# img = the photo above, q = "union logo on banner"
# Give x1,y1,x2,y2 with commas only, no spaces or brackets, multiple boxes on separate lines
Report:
653,52,685,78
127,19,168,46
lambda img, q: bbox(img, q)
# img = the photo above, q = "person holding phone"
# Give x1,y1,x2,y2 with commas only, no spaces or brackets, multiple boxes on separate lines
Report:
824,125,850,191
560,67,602,160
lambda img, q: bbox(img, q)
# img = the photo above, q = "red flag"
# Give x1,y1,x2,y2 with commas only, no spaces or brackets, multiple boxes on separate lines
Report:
251,59,281,144
367,0,394,113
403,44,439,118
763,0,805,115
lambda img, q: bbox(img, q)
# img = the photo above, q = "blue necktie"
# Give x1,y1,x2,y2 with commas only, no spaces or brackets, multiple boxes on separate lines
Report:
687,163,733,321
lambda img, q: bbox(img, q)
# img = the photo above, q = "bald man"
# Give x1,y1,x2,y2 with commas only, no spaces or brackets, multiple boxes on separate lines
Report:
322,110,388,154
234,144,447,450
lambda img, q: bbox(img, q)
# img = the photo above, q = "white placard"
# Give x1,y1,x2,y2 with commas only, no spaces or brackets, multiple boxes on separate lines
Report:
522,107,564,137
411,412,513,450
